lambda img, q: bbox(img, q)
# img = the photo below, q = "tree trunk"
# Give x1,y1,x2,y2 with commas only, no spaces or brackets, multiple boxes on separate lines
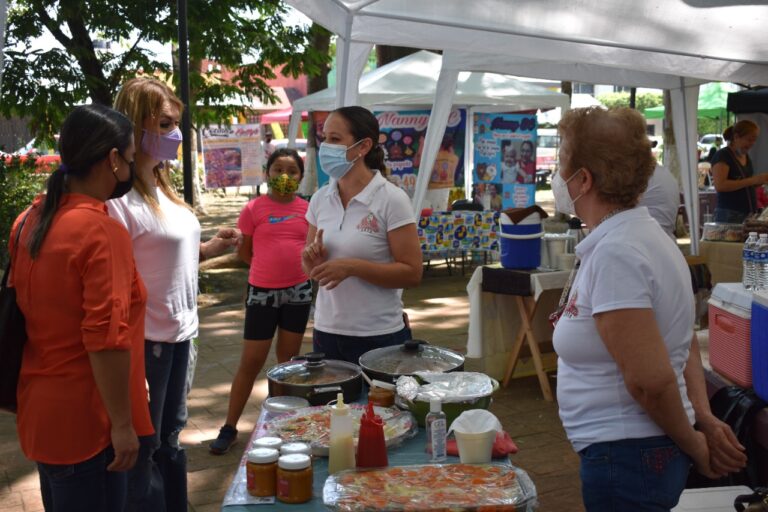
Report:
662,90,680,182
308,24,331,94
376,46,419,66
188,57,206,215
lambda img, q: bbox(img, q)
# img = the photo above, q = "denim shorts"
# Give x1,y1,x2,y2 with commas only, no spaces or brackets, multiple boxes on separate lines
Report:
579,435,692,512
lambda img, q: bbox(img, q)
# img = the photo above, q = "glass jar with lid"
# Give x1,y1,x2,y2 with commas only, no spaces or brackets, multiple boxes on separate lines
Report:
246,448,279,497
276,454,313,503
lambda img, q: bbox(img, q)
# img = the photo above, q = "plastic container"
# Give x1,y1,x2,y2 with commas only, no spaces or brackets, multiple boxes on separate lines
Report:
276,454,313,504
425,399,447,462
328,393,356,474
246,447,279,497
709,283,753,387
702,222,744,242
499,211,544,269
454,430,496,464
355,401,388,468
323,463,538,511
396,375,499,427
252,436,283,451
752,291,768,402
280,442,312,457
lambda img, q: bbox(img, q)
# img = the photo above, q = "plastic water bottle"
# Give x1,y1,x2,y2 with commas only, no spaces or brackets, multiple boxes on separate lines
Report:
756,234,768,291
743,232,759,290
426,399,447,462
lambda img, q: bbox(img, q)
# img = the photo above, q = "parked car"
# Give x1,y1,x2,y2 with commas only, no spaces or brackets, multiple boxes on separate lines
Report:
535,128,559,173
698,133,724,161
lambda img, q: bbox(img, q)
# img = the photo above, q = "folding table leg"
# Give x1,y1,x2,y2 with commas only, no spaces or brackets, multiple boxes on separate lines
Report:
515,295,554,401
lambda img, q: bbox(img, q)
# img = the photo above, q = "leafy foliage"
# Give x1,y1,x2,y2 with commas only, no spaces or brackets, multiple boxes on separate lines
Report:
1,1,329,141
0,156,46,267
596,91,664,113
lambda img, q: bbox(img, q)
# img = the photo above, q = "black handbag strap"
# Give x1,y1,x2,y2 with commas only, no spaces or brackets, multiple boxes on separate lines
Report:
734,487,768,512
2,211,32,289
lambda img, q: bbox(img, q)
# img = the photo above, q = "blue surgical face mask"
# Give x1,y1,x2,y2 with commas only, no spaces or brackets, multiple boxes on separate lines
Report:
319,140,363,179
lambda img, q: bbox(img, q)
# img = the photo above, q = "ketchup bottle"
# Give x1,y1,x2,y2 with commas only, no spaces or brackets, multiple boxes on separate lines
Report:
356,401,388,468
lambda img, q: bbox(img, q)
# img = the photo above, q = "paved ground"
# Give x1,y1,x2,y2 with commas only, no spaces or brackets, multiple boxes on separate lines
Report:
0,190,583,511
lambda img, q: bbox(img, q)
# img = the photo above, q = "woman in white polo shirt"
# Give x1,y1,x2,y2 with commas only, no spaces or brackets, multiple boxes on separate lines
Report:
302,106,422,364
551,107,745,511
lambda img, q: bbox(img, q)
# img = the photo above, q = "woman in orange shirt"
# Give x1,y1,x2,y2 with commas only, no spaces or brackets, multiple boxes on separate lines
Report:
9,104,153,511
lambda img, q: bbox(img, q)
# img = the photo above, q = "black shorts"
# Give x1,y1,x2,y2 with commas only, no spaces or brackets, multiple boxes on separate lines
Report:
243,281,312,340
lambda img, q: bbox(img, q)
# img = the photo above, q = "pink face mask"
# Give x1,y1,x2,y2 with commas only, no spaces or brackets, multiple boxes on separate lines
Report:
142,127,182,161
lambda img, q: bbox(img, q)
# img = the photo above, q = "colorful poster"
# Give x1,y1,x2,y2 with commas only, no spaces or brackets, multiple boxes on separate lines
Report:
418,210,500,254
473,113,537,210
313,109,467,196
202,124,265,188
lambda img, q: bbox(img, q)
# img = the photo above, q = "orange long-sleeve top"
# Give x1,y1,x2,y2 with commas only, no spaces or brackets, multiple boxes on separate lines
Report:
9,193,153,464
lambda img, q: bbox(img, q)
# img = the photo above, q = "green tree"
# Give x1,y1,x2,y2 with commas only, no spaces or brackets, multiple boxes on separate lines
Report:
1,1,329,144
596,91,663,112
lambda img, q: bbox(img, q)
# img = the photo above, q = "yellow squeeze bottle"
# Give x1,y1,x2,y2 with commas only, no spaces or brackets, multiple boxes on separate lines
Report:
328,393,356,474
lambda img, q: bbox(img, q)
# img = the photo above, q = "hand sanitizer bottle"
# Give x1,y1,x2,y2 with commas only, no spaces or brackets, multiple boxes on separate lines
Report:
426,398,447,462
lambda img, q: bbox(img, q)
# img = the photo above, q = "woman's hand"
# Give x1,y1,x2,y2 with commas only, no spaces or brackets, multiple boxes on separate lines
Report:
696,413,747,476
200,228,241,260
689,430,718,479
107,423,139,472
310,258,355,290
302,228,328,273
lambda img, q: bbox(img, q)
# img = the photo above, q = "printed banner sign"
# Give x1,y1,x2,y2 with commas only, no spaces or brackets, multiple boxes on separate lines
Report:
472,113,537,210
202,124,265,188
313,109,466,196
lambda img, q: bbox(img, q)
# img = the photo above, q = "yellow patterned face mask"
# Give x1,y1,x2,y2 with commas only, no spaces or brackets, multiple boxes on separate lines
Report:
268,173,299,195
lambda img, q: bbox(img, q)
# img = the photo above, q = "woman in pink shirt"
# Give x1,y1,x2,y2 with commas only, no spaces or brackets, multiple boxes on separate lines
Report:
210,148,310,454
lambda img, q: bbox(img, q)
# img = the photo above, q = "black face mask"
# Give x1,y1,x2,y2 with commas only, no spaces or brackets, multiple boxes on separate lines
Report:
109,156,135,200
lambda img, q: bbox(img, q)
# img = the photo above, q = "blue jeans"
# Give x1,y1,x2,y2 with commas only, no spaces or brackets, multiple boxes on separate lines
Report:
313,326,412,364
579,436,692,512
37,446,126,512
126,340,190,512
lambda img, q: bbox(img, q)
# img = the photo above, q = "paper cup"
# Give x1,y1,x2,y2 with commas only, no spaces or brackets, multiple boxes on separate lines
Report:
558,253,577,270
454,430,495,464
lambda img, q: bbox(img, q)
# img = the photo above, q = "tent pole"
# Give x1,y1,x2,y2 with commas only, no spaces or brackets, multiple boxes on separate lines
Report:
178,0,193,205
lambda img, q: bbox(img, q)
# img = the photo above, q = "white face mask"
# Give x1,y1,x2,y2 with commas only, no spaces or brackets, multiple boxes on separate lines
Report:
551,168,583,216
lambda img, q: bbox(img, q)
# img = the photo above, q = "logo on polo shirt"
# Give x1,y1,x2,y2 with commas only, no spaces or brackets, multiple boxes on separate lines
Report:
563,291,579,319
357,213,380,234
269,214,297,224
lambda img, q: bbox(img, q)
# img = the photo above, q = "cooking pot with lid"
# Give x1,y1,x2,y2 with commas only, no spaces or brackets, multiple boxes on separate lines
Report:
358,339,465,384
266,352,362,406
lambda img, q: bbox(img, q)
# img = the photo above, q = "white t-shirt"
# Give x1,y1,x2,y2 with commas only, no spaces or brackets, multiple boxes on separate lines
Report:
639,165,680,239
306,171,415,336
108,188,201,343
553,207,695,452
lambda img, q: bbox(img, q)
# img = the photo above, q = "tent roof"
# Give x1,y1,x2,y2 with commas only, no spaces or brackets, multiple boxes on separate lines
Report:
644,82,731,120
292,50,570,112
728,88,768,114
287,0,768,86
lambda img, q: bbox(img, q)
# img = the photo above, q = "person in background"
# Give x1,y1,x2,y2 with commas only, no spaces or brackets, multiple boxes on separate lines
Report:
639,162,680,240
263,132,276,161
9,104,153,511
519,140,537,182
711,120,768,223
109,76,239,511
302,106,422,364
209,148,311,455
552,106,745,511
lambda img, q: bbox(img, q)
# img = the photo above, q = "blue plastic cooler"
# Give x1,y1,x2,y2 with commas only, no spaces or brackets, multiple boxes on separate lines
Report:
752,291,768,402
499,212,544,269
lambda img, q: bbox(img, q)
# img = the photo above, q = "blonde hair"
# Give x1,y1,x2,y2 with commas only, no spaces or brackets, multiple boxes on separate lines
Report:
113,77,189,213
558,107,656,208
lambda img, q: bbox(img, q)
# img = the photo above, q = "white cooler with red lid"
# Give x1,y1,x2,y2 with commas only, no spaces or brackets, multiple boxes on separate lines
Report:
708,283,753,387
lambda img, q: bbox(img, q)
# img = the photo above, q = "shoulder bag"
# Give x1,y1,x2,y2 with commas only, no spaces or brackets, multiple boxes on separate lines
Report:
0,212,30,413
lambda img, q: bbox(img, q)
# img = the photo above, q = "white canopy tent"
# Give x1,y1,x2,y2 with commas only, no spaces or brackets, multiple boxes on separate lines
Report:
287,50,570,202
284,0,768,255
